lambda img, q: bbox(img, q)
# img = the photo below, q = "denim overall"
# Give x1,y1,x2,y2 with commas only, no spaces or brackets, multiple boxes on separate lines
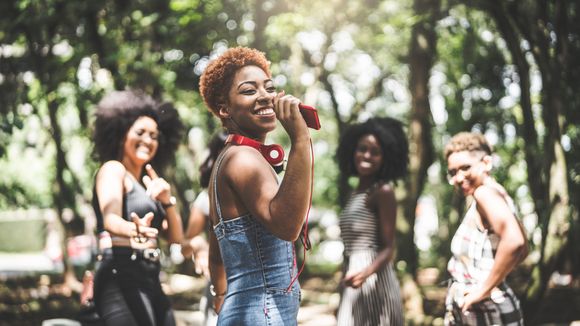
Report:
212,152,301,325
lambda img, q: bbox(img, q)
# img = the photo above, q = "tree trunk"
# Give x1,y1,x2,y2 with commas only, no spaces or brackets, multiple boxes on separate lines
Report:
252,0,267,51
85,2,125,90
524,1,571,318
47,90,83,291
482,0,573,320
486,0,544,208
525,84,571,319
24,0,84,289
401,0,439,278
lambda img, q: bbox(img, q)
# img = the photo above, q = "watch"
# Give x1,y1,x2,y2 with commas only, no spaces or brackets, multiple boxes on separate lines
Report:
161,196,176,209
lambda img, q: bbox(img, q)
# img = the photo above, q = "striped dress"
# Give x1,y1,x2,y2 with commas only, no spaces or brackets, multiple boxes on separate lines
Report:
445,185,524,325
337,190,404,326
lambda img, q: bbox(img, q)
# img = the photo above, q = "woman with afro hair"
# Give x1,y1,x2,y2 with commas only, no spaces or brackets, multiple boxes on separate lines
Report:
335,117,407,326
199,47,312,325
91,89,183,326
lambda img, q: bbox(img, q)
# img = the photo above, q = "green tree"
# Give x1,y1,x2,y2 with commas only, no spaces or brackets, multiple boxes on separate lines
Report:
0,0,248,287
467,1,578,320
435,0,580,321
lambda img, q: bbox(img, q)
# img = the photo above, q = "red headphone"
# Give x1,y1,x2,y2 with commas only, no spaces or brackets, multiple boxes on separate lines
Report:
225,134,285,167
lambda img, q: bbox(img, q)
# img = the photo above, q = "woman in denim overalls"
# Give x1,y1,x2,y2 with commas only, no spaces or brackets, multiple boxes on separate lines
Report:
198,47,313,325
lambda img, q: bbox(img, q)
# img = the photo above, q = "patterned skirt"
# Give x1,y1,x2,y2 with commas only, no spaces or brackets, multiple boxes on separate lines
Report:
336,250,404,326
444,281,523,325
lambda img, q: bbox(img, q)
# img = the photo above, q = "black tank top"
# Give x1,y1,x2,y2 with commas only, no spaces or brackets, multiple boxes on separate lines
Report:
92,176,165,233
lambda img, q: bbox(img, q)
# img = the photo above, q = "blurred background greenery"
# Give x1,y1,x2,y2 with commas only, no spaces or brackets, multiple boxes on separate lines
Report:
1,0,579,324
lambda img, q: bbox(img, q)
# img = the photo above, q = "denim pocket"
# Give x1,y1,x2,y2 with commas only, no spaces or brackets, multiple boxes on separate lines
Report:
214,214,253,240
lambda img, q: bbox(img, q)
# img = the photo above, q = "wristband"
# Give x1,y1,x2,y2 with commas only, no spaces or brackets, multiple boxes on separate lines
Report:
161,196,176,209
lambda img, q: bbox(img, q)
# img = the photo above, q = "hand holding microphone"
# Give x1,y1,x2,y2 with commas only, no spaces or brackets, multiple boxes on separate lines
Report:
298,104,321,130
274,92,322,136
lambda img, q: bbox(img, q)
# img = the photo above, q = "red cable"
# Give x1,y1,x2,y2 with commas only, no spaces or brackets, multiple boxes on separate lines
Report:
287,138,314,292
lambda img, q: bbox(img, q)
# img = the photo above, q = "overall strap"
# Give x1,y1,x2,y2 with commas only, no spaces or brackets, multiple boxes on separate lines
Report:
212,149,229,225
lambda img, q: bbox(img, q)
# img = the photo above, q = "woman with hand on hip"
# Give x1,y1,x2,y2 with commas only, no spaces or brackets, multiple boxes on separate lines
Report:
199,47,312,325
444,132,528,325
91,90,183,326
335,117,407,326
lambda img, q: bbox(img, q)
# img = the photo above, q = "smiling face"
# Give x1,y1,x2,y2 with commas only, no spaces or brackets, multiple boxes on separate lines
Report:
222,65,277,139
354,134,384,179
447,150,490,196
122,116,159,167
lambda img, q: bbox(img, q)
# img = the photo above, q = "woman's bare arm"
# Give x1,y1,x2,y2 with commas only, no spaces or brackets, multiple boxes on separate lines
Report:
461,185,527,312
97,161,140,237
369,184,397,273
208,229,226,312
222,143,311,241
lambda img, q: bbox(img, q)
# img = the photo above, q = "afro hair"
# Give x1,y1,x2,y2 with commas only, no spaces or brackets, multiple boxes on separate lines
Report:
336,117,409,183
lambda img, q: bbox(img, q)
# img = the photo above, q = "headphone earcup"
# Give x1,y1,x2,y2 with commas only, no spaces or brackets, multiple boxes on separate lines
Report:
225,134,285,168
260,144,284,166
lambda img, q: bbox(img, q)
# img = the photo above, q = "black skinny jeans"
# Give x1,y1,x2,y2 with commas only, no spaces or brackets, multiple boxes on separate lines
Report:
94,249,175,326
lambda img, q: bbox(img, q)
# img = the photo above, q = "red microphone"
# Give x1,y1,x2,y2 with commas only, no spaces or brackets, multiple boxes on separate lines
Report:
298,104,321,130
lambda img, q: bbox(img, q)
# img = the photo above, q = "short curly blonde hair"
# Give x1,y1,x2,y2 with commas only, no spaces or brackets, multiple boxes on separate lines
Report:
444,132,492,159
199,47,271,116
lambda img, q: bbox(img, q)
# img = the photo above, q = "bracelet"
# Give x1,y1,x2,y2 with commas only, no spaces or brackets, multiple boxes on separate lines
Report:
210,284,226,297
161,196,176,209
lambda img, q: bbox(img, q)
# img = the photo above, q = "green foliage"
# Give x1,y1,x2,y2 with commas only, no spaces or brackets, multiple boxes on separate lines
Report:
0,0,249,212
1,2,579,320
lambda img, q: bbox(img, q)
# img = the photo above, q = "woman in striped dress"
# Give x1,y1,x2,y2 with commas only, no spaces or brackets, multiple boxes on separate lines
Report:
335,117,408,326
444,132,528,325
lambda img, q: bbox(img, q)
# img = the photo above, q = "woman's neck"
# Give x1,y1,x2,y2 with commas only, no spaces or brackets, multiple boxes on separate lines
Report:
121,159,143,181
225,121,266,143
475,174,494,189
228,128,266,143
356,176,377,192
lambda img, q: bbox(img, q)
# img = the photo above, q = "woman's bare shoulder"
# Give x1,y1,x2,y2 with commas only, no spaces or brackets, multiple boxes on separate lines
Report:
369,182,396,206
473,183,506,204
221,146,272,178
96,160,126,179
